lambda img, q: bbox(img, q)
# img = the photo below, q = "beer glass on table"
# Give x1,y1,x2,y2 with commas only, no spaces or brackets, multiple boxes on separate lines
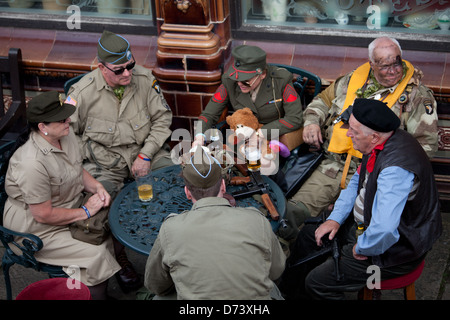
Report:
135,169,154,202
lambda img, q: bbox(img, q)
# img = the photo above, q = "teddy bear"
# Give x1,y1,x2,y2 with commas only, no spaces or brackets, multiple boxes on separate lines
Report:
225,108,290,175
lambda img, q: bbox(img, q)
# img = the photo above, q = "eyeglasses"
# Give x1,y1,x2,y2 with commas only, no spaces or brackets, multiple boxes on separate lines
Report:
375,56,403,73
240,74,260,87
43,118,68,125
57,118,68,123
103,59,136,75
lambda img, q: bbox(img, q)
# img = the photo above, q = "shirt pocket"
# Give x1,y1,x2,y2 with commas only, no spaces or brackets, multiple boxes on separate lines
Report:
84,117,116,147
129,109,151,145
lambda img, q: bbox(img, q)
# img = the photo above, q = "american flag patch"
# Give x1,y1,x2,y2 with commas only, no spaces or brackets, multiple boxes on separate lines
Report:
65,95,77,106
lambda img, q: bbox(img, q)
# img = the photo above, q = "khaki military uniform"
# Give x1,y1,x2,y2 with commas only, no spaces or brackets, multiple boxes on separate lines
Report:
197,65,303,140
3,130,120,286
68,65,173,191
287,64,438,226
144,197,286,300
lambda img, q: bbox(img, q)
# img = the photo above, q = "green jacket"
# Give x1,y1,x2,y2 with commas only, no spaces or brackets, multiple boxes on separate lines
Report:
144,197,286,299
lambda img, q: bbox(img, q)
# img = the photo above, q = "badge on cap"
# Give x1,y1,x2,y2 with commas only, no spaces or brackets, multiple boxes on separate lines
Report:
126,50,132,61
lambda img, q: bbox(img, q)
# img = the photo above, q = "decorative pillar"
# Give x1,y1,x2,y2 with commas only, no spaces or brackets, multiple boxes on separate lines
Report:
153,0,231,135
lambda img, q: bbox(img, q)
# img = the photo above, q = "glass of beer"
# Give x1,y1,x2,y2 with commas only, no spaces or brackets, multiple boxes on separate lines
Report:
245,145,262,171
136,172,154,202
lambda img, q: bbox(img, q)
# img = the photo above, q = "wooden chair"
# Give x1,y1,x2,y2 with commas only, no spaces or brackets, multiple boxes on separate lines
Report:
0,49,68,300
361,260,425,300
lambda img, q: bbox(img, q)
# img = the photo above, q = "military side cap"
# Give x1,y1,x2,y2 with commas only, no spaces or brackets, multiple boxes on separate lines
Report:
182,147,222,188
351,98,400,132
226,45,267,82
27,91,76,123
97,30,132,65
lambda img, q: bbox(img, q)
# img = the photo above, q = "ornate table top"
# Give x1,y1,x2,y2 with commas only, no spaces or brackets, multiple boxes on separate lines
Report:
109,165,286,255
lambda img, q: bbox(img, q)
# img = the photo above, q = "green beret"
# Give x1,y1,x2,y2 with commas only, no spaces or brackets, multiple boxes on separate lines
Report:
351,98,400,132
27,91,76,123
182,147,222,188
226,45,267,82
97,30,132,65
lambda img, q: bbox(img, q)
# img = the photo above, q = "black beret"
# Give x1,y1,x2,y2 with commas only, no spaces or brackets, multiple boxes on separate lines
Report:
351,98,400,132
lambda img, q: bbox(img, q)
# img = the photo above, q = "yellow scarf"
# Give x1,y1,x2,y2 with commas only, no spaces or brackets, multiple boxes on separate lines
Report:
328,60,414,158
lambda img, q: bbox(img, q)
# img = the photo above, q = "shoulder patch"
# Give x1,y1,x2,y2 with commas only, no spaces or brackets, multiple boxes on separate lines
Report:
64,95,77,106
423,100,433,115
212,84,227,103
152,79,161,94
283,84,298,103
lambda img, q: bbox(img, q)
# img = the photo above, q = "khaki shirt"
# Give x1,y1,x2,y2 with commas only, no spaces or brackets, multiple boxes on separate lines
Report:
3,129,120,286
303,65,438,178
68,66,173,172
197,65,303,140
144,197,286,300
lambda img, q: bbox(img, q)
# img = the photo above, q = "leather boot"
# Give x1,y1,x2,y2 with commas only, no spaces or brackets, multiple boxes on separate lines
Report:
115,249,142,293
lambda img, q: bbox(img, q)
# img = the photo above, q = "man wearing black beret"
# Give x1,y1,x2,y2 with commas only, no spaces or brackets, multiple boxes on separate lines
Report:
280,98,442,299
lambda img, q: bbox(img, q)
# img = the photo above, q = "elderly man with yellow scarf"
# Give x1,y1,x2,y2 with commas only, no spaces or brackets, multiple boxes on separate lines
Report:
280,37,438,241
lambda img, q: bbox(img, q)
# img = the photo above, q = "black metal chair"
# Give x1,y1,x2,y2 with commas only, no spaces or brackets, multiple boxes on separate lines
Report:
269,63,322,107
64,73,86,96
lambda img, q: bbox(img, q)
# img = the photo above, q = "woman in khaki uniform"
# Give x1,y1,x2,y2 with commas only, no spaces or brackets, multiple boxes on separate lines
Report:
3,91,120,299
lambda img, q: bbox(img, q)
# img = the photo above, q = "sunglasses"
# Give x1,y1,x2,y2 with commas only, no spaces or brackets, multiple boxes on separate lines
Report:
103,59,136,75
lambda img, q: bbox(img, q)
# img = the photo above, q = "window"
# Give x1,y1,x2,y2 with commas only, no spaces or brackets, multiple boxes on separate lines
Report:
233,0,450,51
0,0,155,33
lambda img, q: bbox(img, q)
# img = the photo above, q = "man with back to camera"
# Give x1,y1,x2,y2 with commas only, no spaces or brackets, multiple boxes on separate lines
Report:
144,147,286,299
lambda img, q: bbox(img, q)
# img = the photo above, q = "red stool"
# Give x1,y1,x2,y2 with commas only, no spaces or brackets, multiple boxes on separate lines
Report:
16,278,91,300
362,260,425,300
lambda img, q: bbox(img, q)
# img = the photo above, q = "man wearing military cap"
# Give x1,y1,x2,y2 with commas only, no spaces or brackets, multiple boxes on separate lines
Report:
279,98,442,299
144,147,286,299
66,30,173,292
193,44,303,145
